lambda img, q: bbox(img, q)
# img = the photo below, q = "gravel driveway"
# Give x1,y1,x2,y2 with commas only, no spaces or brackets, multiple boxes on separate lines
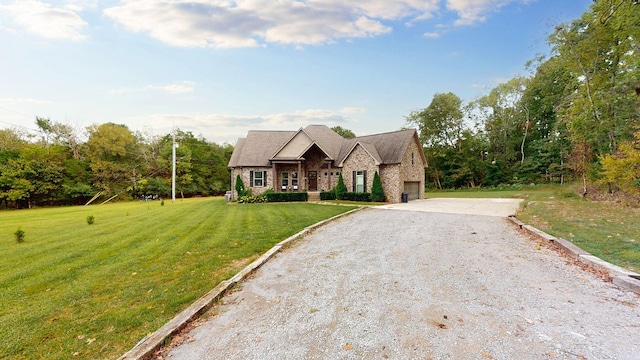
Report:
165,204,640,360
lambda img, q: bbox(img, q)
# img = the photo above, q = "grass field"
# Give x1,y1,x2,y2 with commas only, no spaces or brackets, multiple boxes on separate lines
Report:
0,198,354,360
427,185,640,272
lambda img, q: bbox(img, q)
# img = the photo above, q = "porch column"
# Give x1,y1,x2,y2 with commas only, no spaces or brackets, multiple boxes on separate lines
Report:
272,162,278,192
298,161,302,192
327,161,332,190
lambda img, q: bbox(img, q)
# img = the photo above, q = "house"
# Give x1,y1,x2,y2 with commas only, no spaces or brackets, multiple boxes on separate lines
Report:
227,125,426,203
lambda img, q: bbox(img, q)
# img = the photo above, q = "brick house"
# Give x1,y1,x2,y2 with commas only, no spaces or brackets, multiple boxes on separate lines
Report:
228,125,426,203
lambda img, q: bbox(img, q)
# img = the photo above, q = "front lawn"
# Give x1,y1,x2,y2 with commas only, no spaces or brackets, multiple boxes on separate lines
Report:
518,196,640,273
0,198,354,360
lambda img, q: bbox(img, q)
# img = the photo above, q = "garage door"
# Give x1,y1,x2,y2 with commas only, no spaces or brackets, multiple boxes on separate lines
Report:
403,182,420,200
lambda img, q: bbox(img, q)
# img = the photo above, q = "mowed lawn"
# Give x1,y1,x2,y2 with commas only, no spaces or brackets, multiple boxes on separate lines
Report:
0,198,354,360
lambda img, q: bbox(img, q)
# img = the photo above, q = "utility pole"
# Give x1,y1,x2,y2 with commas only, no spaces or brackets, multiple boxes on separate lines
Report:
172,131,177,202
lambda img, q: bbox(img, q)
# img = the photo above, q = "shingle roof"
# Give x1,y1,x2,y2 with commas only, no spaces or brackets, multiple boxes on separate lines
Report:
347,129,418,164
303,125,344,159
227,137,245,168
227,130,295,167
228,125,423,168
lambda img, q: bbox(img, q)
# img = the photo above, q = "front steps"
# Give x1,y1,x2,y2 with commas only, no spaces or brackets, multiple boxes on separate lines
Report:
307,191,321,202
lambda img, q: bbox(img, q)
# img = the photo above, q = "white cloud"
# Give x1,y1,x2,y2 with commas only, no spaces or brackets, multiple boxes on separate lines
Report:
446,0,520,26
0,0,531,44
149,82,195,93
109,82,195,94
103,0,441,48
0,0,88,41
340,107,367,114
129,108,355,143
423,32,441,39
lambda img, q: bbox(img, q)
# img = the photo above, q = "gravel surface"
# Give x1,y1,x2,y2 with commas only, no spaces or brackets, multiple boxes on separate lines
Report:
165,208,640,360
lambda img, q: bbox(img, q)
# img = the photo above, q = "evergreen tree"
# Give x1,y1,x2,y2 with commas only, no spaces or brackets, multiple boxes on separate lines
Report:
335,173,347,200
370,171,386,202
235,174,245,197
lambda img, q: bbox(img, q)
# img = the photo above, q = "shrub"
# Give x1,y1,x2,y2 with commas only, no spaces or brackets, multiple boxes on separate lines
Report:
335,173,347,199
320,191,337,200
86,215,95,225
235,175,246,198
340,192,371,202
265,192,308,202
14,228,25,243
161,200,165,206
237,194,266,204
370,171,386,202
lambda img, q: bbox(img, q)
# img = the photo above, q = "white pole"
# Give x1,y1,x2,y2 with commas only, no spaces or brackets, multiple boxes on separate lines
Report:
172,132,176,202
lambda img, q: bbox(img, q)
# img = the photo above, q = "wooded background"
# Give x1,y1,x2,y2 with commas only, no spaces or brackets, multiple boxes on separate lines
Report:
1,0,638,208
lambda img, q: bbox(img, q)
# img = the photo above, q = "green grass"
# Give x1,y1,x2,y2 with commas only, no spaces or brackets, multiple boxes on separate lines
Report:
518,195,640,273
427,185,640,272
0,198,354,360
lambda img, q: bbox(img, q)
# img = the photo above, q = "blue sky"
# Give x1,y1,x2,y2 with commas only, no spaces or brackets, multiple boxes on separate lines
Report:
0,0,592,144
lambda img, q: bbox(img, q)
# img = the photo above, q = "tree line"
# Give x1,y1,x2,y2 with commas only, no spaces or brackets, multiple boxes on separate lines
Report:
0,119,233,209
407,0,639,196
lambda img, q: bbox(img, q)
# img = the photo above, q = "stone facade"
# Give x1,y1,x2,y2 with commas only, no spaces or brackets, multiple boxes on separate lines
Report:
229,126,426,203
342,144,380,193
231,167,273,197
399,137,425,199
379,164,401,203
273,164,299,193
377,138,425,202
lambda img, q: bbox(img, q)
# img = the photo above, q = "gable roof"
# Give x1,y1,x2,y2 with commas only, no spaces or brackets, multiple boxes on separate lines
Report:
227,130,295,167
334,128,423,165
228,125,425,168
337,141,382,167
270,126,340,161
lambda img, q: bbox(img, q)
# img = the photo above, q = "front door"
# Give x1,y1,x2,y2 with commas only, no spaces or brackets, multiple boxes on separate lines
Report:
308,171,317,191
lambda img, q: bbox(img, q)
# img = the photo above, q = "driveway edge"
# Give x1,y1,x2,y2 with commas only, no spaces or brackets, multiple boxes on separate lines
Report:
117,207,364,360
507,216,640,295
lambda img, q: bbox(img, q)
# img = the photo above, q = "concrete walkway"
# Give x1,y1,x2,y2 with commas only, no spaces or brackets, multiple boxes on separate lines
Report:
163,201,640,360
378,197,522,217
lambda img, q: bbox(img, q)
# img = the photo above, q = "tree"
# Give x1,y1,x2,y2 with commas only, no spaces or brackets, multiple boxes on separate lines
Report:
370,171,386,202
407,92,464,149
0,157,34,208
331,126,356,139
1,121,233,206
35,117,83,159
235,174,245,197
475,77,530,166
519,56,573,183
600,131,640,195
550,0,640,168
152,130,232,197
85,123,138,195
0,128,27,153
335,172,347,199
406,92,466,189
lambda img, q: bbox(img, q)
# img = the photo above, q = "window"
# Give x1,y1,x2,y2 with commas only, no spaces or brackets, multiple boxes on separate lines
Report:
250,171,267,187
352,170,366,193
281,172,289,190
292,172,298,190
412,152,414,165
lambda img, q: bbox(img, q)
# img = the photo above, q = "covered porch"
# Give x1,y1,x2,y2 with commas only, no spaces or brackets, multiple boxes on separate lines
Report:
270,144,335,193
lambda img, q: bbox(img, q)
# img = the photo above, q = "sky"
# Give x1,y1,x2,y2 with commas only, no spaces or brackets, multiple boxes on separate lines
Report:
0,0,593,145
